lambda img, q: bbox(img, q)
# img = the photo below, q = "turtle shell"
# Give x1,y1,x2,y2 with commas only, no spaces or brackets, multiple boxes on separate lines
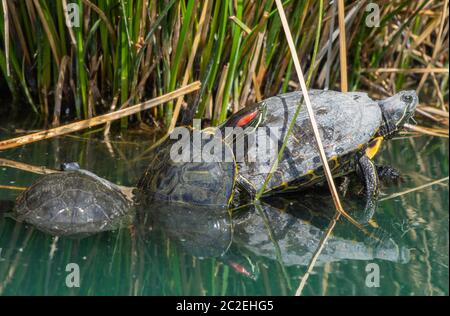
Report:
14,169,132,236
138,128,237,206
229,90,382,193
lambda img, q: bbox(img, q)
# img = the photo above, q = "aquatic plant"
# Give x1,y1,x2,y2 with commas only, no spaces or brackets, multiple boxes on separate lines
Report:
0,0,447,133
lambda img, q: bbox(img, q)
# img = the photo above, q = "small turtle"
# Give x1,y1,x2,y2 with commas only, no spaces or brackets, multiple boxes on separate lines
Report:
221,90,418,222
13,163,133,236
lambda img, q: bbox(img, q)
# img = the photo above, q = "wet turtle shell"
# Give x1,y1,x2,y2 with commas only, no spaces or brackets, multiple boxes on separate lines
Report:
225,90,383,194
138,128,237,206
14,168,132,236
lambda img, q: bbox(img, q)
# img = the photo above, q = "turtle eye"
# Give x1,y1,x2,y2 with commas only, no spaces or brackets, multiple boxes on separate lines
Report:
401,94,413,103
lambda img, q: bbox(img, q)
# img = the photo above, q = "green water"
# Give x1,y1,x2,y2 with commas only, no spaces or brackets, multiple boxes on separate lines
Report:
0,124,448,295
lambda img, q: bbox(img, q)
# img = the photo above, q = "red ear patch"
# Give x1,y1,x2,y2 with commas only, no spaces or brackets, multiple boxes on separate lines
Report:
236,110,258,127
229,261,251,277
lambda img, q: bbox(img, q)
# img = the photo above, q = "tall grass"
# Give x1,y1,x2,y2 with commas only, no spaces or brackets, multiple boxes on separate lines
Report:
0,0,448,129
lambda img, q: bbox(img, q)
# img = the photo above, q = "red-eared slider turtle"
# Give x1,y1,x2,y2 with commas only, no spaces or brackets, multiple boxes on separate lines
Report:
137,112,264,206
13,163,134,236
222,90,418,223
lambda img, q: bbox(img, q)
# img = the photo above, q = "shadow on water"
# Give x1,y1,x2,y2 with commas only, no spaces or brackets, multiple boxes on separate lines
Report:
0,120,448,295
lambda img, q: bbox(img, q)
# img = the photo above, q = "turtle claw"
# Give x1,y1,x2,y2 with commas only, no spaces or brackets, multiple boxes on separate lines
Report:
377,165,402,184
354,197,378,225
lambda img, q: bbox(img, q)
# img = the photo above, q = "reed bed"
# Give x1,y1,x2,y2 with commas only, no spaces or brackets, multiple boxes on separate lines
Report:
0,0,447,131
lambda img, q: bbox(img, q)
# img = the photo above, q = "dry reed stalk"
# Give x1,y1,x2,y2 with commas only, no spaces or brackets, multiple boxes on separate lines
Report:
169,0,210,131
62,0,76,46
296,212,340,296
53,56,70,127
273,0,359,226
337,0,347,92
379,176,449,202
362,68,449,74
0,158,57,174
272,0,357,295
405,123,449,137
0,185,26,191
0,82,201,151
2,0,10,76
240,32,265,108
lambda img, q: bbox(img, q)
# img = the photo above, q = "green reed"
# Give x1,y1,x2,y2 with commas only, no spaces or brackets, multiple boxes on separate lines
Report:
0,0,447,129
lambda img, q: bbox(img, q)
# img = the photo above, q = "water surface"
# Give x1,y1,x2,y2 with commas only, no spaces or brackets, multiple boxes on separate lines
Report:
0,121,448,295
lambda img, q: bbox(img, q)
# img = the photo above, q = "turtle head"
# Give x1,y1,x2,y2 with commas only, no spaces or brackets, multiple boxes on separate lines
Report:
60,162,80,171
378,90,418,138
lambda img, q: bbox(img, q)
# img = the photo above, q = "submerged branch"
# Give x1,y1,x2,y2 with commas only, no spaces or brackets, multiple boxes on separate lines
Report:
379,176,449,202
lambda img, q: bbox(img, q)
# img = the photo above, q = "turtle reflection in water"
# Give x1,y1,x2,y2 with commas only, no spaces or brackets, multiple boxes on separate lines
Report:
231,200,410,270
141,182,410,279
138,201,233,259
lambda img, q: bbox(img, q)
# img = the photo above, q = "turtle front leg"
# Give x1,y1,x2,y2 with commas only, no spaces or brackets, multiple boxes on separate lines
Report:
356,154,380,224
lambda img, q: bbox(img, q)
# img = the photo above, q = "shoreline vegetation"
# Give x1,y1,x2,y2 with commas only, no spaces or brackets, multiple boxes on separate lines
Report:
0,1,448,297
0,0,448,136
